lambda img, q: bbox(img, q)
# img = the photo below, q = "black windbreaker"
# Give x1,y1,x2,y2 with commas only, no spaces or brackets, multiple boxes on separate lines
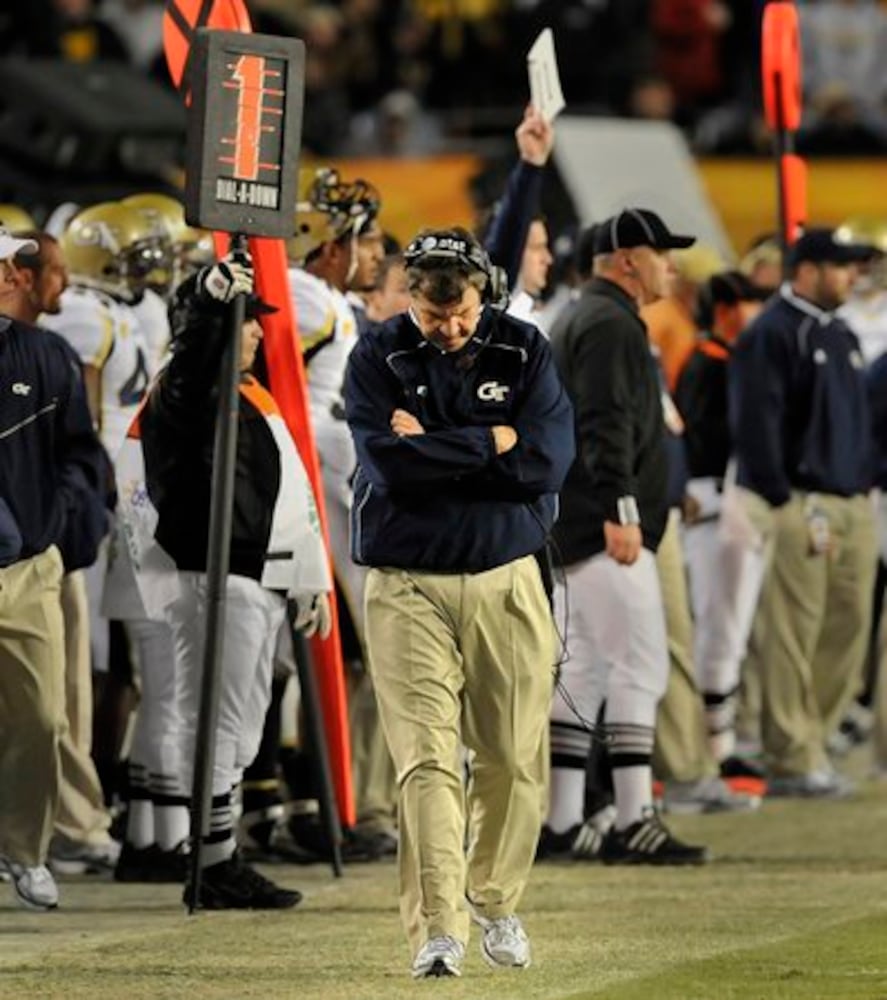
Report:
549,278,668,564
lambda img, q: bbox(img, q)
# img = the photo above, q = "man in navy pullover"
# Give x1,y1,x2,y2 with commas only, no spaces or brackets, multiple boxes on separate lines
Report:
730,227,876,797
0,228,108,911
344,227,573,979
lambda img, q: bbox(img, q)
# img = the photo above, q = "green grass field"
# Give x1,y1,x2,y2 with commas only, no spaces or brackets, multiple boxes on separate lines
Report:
3,759,887,1000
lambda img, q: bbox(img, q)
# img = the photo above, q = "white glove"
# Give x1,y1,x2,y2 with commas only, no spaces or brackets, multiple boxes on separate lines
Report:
293,591,332,640
199,253,253,303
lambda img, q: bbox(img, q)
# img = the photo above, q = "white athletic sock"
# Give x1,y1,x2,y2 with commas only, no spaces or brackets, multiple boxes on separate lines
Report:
200,791,234,869
708,728,736,763
126,799,154,850
155,801,190,852
612,765,653,830
546,768,585,833
201,835,235,869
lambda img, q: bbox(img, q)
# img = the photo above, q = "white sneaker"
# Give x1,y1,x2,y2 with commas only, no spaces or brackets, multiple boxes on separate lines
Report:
49,835,120,875
0,858,59,910
767,769,855,799
411,936,465,978
473,912,531,969
662,776,760,815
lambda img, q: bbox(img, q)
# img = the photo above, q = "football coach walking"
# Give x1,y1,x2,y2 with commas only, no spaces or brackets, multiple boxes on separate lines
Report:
344,227,574,978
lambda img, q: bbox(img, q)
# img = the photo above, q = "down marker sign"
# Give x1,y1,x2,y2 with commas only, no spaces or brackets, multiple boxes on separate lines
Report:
184,29,304,237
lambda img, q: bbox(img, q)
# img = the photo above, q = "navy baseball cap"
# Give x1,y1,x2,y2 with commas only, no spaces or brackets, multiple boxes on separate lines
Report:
593,209,696,255
787,227,874,267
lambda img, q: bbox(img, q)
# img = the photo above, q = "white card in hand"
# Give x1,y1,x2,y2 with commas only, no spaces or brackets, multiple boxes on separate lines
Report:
527,28,566,122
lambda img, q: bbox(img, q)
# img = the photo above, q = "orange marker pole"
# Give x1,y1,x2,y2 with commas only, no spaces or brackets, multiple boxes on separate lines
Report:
164,0,355,829
762,1,806,274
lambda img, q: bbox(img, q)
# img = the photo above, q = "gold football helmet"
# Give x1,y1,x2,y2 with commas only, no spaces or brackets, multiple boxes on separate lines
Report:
121,193,215,291
289,167,381,264
836,216,887,291
61,201,172,303
0,204,36,233
835,216,887,255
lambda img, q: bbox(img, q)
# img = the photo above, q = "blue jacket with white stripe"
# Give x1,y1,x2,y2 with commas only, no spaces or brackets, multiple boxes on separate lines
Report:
0,316,108,569
344,308,575,572
729,286,871,506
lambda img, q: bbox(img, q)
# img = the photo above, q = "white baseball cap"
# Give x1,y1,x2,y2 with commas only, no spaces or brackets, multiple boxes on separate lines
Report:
0,227,38,261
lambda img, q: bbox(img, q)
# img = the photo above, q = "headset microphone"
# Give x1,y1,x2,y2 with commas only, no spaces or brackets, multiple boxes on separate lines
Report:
403,229,510,309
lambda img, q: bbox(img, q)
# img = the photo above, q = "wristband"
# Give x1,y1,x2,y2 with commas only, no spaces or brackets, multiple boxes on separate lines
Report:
616,496,641,526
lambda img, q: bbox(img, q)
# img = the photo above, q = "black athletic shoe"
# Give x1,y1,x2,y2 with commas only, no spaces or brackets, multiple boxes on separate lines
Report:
115,842,188,883
239,813,323,865
183,853,302,910
600,811,710,866
341,827,397,863
719,755,766,781
536,805,616,861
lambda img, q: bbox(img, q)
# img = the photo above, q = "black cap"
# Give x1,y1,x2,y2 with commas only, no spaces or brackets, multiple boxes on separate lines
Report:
787,227,874,267
245,294,277,319
696,270,770,328
593,209,696,255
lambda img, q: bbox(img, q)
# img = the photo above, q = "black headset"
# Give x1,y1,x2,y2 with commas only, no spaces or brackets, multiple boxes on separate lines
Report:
403,229,510,309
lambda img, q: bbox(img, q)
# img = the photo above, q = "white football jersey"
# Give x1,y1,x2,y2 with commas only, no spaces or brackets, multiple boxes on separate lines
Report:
43,285,152,460
288,267,360,485
288,267,358,430
840,290,887,367
131,288,171,373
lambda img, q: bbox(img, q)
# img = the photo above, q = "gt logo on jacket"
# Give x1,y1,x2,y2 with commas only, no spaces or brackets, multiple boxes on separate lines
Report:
477,380,509,402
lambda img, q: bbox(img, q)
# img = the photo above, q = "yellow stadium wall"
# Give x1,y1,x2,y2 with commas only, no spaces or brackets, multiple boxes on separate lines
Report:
698,158,887,257
319,154,885,258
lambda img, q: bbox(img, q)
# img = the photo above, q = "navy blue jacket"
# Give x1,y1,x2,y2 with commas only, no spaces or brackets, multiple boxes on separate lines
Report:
0,315,108,570
344,308,575,572
549,279,669,562
483,160,544,288
729,287,871,506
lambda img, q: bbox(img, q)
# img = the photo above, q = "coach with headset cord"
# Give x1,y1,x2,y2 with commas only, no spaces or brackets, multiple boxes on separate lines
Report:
344,226,574,979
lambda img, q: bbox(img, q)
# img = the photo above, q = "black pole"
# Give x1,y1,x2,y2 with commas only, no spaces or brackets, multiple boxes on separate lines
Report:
773,70,792,282
290,620,344,878
187,232,248,913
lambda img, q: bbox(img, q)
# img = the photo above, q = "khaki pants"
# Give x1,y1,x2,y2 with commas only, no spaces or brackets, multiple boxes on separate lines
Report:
54,570,112,846
365,556,555,957
347,667,397,835
653,510,717,782
761,492,877,775
0,547,65,866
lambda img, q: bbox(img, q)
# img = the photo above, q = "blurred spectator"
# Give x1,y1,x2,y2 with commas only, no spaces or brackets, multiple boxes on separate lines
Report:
100,0,163,70
739,234,782,295
346,89,445,157
297,5,352,156
643,243,726,391
410,0,514,111
365,253,410,324
627,74,678,122
798,0,887,153
51,0,129,62
340,0,401,112
651,0,732,125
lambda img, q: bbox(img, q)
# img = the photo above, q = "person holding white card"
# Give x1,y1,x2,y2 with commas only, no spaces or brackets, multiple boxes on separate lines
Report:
484,106,556,332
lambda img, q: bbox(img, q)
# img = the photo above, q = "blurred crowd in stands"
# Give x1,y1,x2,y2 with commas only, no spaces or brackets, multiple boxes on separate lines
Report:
3,0,887,157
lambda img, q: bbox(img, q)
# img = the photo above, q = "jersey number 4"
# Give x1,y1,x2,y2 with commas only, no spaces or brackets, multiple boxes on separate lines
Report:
118,347,150,408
